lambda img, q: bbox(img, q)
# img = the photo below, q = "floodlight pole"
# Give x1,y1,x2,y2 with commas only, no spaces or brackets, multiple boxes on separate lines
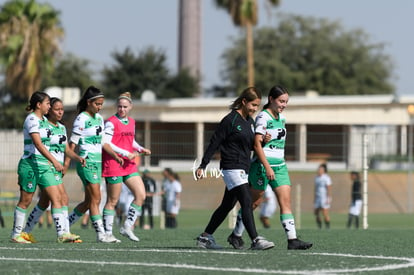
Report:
362,133,369,230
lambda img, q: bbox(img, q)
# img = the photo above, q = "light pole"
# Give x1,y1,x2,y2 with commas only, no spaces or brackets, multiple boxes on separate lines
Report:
407,105,414,213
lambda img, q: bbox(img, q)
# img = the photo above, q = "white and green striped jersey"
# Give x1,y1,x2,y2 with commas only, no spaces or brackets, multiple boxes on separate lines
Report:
254,109,287,165
48,121,67,164
70,112,104,163
22,113,51,165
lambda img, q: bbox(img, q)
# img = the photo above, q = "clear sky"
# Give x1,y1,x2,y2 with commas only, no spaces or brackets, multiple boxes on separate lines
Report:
39,0,414,95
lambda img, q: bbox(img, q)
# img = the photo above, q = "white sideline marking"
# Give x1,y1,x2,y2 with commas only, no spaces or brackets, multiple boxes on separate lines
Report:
1,248,414,274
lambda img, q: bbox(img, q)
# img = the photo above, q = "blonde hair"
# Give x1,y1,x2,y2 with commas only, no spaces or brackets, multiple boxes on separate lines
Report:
118,92,132,103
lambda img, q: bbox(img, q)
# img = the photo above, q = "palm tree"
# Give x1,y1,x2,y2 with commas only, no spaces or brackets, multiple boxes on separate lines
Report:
0,0,63,100
215,0,280,87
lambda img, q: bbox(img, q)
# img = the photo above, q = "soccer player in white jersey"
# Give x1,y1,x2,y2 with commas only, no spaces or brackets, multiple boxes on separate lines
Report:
314,163,332,229
11,92,77,243
22,97,85,243
228,85,312,250
161,168,182,228
66,86,123,243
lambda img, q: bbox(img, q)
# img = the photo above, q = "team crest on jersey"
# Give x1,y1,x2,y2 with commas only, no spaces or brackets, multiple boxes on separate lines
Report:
236,125,242,131
267,121,274,129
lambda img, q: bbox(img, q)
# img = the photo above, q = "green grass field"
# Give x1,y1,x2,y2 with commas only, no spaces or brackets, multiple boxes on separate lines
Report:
1,209,414,274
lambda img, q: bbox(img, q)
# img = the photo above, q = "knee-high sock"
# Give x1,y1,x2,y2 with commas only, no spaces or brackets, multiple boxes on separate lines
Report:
11,206,26,238
124,203,141,229
232,209,245,237
103,208,116,234
281,213,297,240
24,204,46,233
52,208,65,237
68,208,84,226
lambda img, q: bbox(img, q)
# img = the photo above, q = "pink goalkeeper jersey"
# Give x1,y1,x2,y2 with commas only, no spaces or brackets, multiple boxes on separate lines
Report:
102,115,138,177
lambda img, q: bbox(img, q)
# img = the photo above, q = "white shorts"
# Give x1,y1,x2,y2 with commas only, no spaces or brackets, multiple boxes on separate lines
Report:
314,196,331,209
222,169,248,191
166,200,180,215
349,199,362,216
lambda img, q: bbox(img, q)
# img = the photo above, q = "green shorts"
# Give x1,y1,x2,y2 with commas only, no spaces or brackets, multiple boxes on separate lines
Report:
17,158,61,192
76,160,102,186
36,162,62,189
17,158,37,192
249,161,291,191
105,172,140,184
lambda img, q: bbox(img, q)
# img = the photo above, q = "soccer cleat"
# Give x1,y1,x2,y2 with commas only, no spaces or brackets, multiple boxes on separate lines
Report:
69,232,81,240
120,226,139,242
67,232,82,243
287,238,313,250
21,232,37,243
97,234,112,243
227,232,245,249
105,234,121,243
57,232,80,243
250,236,275,250
11,234,32,244
196,234,223,250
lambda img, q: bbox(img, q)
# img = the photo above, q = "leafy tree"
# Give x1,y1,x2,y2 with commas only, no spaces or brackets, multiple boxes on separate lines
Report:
215,0,281,87
42,53,95,92
164,68,199,98
221,14,394,95
102,47,198,99
0,0,63,100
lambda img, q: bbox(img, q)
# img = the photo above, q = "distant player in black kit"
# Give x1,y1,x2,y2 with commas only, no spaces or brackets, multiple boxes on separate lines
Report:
140,169,157,229
195,87,274,250
347,171,362,229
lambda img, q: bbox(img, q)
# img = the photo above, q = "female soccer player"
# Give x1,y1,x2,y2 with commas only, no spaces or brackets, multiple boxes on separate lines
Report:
314,163,332,229
11,92,77,243
162,168,182,228
22,97,85,243
229,85,312,250
195,87,274,250
102,92,151,242
66,86,122,243
347,171,362,229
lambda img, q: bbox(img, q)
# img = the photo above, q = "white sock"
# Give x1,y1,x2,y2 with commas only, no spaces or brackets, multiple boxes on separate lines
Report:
11,206,26,238
52,208,65,237
124,203,141,229
68,208,84,226
103,208,115,234
233,210,245,237
62,206,70,234
24,205,45,233
281,214,297,240
91,215,106,239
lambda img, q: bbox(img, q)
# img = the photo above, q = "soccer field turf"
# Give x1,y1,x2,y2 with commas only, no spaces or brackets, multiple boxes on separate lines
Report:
1,210,414,274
